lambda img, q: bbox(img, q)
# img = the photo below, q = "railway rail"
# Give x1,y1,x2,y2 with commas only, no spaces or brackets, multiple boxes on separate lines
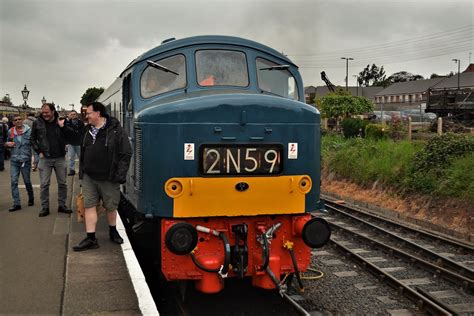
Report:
314,196,474,314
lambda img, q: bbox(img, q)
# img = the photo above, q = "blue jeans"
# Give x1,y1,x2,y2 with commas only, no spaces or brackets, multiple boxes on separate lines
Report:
10,160,34,206
38,157,67,209
67,145,80,171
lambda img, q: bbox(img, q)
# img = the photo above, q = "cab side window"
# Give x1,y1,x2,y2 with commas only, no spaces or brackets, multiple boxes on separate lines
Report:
256,58,298,100
140,54,186,98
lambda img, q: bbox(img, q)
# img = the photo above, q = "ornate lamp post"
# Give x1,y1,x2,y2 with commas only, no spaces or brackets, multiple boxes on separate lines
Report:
41,96,47,105
21,84,30,109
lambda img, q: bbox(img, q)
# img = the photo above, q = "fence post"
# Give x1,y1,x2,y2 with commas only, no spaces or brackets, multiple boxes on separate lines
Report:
437,117,443,135
322,118,328,129
407,117,412,141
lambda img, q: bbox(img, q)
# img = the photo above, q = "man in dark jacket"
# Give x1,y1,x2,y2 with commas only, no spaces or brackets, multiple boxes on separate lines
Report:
65,110,84,176
31,103,75,217
73,101,132,251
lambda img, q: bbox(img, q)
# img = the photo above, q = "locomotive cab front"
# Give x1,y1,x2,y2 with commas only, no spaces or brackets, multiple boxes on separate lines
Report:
116,36,330,294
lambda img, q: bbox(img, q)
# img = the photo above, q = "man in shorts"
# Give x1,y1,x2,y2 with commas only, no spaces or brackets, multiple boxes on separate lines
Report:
73,102,132,251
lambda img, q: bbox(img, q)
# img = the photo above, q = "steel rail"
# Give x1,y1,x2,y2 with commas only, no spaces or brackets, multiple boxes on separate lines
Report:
321,196,474,252
329,238,453,315
329,221,473,292
323,203,474,280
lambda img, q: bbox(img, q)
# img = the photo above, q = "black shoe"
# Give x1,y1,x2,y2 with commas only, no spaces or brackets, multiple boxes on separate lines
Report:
68,170,75,176
39,208,50,217
109,230,124,244
9,205,21,212
28,199,34,206
58,205,72,214
73,237,99,251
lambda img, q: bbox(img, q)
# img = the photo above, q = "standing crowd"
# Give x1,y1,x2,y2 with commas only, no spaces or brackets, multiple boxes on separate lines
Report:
1,102,132,252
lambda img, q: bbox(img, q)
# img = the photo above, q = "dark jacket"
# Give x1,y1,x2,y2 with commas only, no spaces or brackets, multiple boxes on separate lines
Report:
0,122,7,146
79,116,132,184
65,118,85,146
30,115,75,158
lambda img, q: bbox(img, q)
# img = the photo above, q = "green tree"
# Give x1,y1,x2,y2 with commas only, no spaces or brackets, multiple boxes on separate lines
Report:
387,71,424,83
318,93,374,126
80,87,105,105
377,71,424,87
430,71,454,79
358,64,386,87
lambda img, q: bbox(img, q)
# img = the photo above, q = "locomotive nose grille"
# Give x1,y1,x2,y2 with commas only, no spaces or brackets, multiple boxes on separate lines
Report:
134,127,143,191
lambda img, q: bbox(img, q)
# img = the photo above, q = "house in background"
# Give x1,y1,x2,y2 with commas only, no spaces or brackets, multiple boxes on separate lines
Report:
374,63,474,112
374,77,445,112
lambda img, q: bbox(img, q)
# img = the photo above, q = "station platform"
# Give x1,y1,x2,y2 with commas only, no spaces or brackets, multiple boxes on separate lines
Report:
0,159,158,315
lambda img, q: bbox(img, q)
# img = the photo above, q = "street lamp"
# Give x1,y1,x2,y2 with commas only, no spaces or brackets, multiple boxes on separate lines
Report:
21,84,30,109
341,57,354,91
41,96,47,105
452,59,460,90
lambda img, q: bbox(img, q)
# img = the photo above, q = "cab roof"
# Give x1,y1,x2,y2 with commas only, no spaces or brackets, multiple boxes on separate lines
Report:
122,35,296,76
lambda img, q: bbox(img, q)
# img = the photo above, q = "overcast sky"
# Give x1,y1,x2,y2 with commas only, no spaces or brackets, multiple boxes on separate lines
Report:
1,0,473,110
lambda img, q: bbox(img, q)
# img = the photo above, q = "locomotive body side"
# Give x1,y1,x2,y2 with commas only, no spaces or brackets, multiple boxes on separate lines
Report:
105,36,330,293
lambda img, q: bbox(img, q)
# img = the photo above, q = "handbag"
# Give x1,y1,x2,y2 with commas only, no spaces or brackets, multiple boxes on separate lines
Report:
76,188,85,222
76,185,106,222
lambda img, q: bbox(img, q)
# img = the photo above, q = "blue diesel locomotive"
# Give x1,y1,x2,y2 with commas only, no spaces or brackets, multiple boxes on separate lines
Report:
98,35,330,294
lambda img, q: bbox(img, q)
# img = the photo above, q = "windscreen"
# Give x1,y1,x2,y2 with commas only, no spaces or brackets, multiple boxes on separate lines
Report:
196,50,249,87
140,54,186,98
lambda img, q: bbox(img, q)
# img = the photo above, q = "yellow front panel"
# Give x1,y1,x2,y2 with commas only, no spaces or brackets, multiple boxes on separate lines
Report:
166,175,311,217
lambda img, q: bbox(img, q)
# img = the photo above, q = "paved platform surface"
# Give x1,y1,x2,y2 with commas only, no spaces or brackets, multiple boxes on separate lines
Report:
0,159,156,314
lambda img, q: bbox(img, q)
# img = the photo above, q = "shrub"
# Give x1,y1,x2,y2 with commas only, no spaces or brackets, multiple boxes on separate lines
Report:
341,118,369,138
406,133,474,194
411,133,474,174
438,153,474,202
365,124,387,140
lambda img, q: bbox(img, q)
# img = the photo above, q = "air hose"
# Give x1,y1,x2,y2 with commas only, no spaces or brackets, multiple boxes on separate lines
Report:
190,229,230,275
259,233,270,271
301,267,324,280
283,240,305,292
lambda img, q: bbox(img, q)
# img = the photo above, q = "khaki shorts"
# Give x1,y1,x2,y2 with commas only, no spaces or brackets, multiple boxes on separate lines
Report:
82,173,120,212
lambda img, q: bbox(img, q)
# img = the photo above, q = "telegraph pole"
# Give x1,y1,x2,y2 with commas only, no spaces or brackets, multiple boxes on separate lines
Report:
452,59,460,90
341,57,354,91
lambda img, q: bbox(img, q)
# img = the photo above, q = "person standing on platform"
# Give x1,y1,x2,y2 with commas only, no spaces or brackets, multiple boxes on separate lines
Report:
65,110,84,176
2,117,11,161
0,117,7,171
31,103,74,217
73,101,132,251
5,115,34,211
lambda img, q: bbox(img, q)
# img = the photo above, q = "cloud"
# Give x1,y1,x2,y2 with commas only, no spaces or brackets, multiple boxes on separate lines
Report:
0,0,472,107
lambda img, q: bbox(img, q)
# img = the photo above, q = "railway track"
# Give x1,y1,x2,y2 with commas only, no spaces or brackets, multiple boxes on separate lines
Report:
321,197,474,279
308,197,474,314
165,278,314,316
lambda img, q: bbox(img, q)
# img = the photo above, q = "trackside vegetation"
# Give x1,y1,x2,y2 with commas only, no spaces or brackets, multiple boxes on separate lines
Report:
322,133,474,203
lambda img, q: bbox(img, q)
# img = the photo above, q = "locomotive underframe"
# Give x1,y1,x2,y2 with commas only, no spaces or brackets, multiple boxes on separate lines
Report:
161,214,313,293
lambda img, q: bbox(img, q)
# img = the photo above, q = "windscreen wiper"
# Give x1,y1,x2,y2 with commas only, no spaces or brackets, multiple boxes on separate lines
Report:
259,65,290,71
147,60,179,76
